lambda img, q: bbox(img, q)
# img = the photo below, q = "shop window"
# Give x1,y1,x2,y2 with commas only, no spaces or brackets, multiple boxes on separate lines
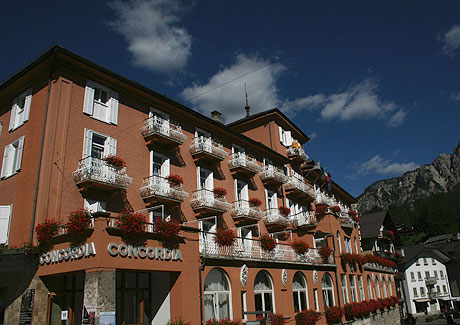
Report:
83,80,118,125
293,272,308,313
322,273,335,307
204,268,232,321
254,271,274,313
9,88,32,131
0,205,12,245
1,136,24,179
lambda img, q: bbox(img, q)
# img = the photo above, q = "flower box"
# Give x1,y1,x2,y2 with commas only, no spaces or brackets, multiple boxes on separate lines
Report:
249,197,262,207
214,228,237,247
116,211,146,239
155,218,180,240
295,309,320,325
213,187,227,198
325,306,343,324
35,219,61,244
330,206,341,214
292,240,309,255
167,174,184,187
315,204,328,216
102,155,126,170
319,246,332,262
66,209,92,236
259,234,277,252
278,206,291,217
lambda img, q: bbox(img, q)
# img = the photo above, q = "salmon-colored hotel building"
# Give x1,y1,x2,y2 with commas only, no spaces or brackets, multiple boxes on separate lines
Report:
0,47,396,324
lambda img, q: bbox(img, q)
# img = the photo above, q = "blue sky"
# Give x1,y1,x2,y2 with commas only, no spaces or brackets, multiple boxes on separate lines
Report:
1,1,459,197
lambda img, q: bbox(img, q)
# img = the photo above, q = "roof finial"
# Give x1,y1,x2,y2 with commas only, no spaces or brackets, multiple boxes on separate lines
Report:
244,83,250,117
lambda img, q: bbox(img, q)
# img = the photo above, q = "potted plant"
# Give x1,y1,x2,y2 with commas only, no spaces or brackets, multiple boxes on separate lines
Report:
102,155,126,170
167,174,184,187
213,187,227,198
257,313,285,325
259,234,277,252
117,211,146,239
249,197,262,208
348,209,358,218
278,206,291,217
319,246,332,262
292,240,309,255
214,228,237,247
35,219,61,245
330,206,341,214
155,218,181,240
66,209,92,236
295,309,321,325
324,306,343,324
315,204,328,217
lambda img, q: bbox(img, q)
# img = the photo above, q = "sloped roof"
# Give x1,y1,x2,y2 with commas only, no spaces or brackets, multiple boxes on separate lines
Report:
359,211,388,239
400,244,452,270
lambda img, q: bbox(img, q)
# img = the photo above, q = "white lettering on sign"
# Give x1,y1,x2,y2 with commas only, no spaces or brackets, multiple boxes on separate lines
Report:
107,242,183,261
39,242,96,265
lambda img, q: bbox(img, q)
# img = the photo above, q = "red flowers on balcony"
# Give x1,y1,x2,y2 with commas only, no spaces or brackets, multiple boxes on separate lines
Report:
213,187,227,198
343,297,399,320
295,310,320,325
291,240,309,255
330,205,341,214
259,234,277,252
103,155,126,170
66,209,92,236
214,228,237,247
365,254,397,268
155,218,180,239
167,174,184,187
278,206,291,217
319,246,332,262
249,197,262,207
315,204,328,217
35,219,61,244
348,209,358,218
117,211,146,239
325,306,344,324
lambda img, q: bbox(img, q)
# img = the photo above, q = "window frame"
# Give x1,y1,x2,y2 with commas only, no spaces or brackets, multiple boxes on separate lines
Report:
0,205,13,245
1,136,25,179
83,80,118,125
9,88,32,131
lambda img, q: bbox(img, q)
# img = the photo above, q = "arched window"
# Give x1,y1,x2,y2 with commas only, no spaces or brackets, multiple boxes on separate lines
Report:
388,277,393,296
337,231,342,253
204,268,232,321
367,276,373,299
254,271,275,312
293,272,308,312
353,237,358,253
322,273,335,307
382,277,387,297
375,278,380,298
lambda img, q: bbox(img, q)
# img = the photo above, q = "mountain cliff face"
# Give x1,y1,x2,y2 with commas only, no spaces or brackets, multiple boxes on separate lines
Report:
357,141,460,212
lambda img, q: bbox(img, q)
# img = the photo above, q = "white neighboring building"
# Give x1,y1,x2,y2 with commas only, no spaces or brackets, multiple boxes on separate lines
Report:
401,245,453,315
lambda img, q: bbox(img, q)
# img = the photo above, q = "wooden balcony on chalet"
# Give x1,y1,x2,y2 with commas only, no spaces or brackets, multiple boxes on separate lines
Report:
139,175,189,205
189,137,229,162
141,116,188,146
227,153,261,175
72,157,133,191
190,189,232,215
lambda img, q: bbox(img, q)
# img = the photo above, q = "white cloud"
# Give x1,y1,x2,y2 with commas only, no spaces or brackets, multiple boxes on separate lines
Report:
352,155,418,176
109,0,192,74
182,54,285,122
451,91,460,102
282,76,405,127
439,25,460,56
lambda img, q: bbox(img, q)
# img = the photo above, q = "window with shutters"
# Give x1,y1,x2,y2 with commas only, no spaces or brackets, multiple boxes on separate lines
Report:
83,80,119,125
84,198,106,213
82,129,117,159
0,205,12,245
1,136,25,179
9,89,32,131
278,126,293,147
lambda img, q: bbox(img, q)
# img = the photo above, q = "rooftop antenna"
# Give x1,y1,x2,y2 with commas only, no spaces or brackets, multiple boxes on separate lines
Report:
244,83,250,117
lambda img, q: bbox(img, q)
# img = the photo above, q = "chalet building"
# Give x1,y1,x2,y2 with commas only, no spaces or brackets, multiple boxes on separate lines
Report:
0,47,397,325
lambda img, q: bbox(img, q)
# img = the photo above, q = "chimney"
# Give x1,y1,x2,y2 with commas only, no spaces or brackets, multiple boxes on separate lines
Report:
211,110,222,123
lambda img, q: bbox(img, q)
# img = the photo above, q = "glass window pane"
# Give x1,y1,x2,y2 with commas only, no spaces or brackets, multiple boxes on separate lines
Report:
204,294,215,321
293,293,300,313
255,293,263,311
264,293,272,312
218,293,230,319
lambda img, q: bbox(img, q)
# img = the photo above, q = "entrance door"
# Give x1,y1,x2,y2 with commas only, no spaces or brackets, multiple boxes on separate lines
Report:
46,274,84,325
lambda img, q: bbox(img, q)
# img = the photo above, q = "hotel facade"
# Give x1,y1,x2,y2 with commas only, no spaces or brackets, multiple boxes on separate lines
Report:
0,47,396,324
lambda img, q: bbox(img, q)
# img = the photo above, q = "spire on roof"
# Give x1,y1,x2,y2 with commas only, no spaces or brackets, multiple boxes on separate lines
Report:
244,83,250,117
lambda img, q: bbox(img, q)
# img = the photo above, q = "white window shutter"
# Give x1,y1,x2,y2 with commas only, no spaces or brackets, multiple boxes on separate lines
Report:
15,136,25,172
83,81,95,115
1,145,10,178
23,88,32,122
285,131,293,146
162,157,170,176
83,128,93,158
9,100,17,131
104,137,117,156
110,90,119,125
0,205,12,244
279,126,284,144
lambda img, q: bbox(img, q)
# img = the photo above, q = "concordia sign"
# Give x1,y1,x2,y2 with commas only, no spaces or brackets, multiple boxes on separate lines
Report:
108,242,182,261
39,242,96,265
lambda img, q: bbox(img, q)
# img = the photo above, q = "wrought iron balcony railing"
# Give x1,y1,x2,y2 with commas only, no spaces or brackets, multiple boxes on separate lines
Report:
190,189,232,213
139,175,189,203
189,137,229,161
264,208,290,227
227,153,261,174
287,146,309,161
72,157,133,189
292,211,317,228
428,292,439,299
199,233,335,265
259,165,289,184
425,277,437,286
285,176,315,199
340,215,355,228
141,116,188,145
230,200,265,221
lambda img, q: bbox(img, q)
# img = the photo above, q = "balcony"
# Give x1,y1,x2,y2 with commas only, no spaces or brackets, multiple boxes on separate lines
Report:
230,200,265,223
139,175,189,205
189,137,228,162
264,208,290,230
141,116,188,146
199,234,335,265
425,277,437,286
259,165,288,185
287,145,309,162
72,157,133,191
292,211,317,229
227,153,261,175
190,189,232,214
428,292,440,300
340,214,355,229
285,176,315,201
